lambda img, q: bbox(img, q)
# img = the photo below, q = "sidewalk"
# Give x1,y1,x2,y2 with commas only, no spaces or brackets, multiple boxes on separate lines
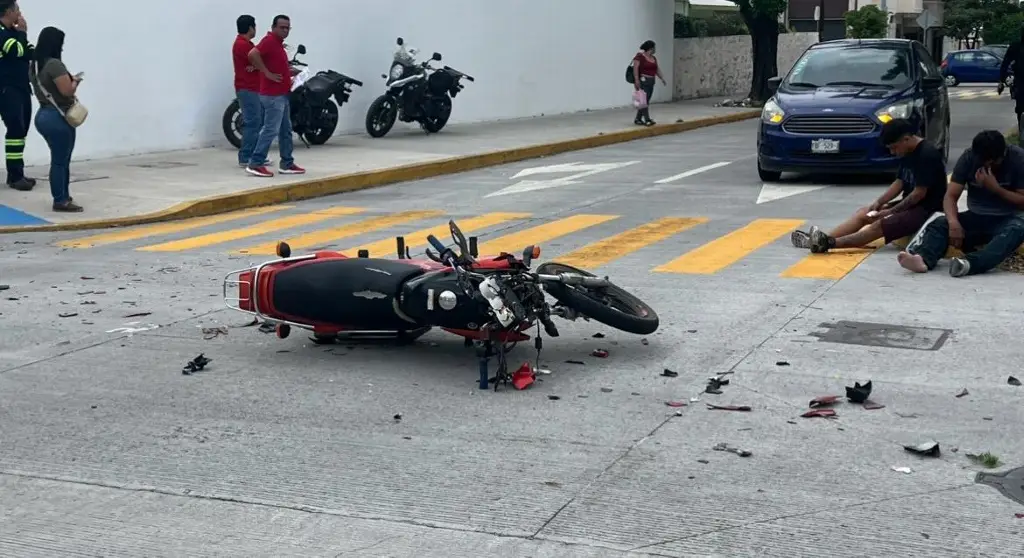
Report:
0,99,759,232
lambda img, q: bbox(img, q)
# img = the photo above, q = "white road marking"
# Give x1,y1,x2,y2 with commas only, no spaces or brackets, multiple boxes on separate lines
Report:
653,162,732,184
486,161,640,197
755,184,827,204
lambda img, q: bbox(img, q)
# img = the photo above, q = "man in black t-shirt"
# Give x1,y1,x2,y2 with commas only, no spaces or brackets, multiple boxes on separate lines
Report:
791,119,947,253
898,130,1024,277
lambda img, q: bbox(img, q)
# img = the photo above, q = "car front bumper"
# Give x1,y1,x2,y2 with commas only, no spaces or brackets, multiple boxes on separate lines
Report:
758,121,900,174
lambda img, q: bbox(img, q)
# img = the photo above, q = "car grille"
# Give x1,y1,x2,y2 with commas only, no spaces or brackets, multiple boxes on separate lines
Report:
782,115,876,135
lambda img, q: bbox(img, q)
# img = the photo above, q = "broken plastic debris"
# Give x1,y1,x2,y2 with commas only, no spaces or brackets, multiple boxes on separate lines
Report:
809,395,841,408
705,376,729,394
776,361,790,366
181,354,212,375
845,381,872,403
1009,376,1021,386
393,414,402,421
955,388,969,398
564,359,585,365
641,338,649,345
511,362,536,390
0,285,8,291
801,408,837,418
124,312,152,318
891,466,913,474
665,401,687,407
592,332,605,338
591,349,609,358
661,368,678,378
903,441,941,457
202,326,229,340
1015,513,1024,519
547,395,561,401
58,312,78,318
862,400,885,410
713,442,752,457
706,403,751,412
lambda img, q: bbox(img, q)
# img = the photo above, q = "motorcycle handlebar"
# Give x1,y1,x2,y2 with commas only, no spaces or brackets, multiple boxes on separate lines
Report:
426,234,447,255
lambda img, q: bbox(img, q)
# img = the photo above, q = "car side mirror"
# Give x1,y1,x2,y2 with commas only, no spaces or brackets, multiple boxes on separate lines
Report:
397,37,404,45
296,44,306,55
767,76,781,92
922,76,943,89
432,52,442,61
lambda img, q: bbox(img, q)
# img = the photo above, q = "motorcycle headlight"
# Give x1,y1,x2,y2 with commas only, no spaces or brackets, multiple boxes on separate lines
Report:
761,98,785,125
389,65,404,80
875,99,923,124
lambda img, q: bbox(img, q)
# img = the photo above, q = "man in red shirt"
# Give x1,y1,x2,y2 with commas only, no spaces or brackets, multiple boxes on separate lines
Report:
244,14,305,177
232,15,270,168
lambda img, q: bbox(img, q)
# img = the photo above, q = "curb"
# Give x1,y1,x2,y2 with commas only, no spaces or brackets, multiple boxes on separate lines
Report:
0,109,761,234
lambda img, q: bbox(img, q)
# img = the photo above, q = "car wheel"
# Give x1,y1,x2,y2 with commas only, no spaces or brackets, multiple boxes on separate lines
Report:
758,161,781,182
944,74,959,87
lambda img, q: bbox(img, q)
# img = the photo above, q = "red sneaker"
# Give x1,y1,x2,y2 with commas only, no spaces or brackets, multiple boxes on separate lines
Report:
245,165,273,177
279,163,306,175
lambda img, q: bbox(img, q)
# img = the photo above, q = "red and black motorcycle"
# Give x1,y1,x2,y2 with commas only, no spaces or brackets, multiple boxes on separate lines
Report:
224,219,658,388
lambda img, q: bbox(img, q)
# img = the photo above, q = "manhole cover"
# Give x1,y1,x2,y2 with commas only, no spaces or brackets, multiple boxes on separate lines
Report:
128,161,196,169
809,320,951,351
976,466,1024,506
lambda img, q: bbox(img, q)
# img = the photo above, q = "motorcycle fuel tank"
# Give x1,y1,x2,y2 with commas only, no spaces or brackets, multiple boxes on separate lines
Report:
400,270,488,329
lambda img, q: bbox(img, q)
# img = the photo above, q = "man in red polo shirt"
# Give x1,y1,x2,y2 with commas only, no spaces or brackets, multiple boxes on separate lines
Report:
245,14,305,177
232,14,270,168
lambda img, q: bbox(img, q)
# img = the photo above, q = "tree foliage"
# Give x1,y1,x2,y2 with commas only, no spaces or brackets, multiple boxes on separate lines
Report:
730,0,787,102
982,11,1024,45
844,5,888,39
944,0,1022,48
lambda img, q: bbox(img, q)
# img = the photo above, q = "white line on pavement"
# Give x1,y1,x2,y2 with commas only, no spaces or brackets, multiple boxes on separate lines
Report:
653,162,732,184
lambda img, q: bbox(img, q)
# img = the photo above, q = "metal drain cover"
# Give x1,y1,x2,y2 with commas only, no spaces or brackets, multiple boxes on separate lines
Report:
809,321,951,351
976,466,1024,506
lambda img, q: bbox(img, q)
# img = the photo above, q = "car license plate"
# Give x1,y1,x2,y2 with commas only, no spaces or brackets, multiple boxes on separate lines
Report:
811,139,840,153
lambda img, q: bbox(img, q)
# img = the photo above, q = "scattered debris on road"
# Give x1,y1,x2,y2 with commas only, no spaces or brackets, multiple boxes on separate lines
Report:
809,395,841,408
705,375,729,394
511,363,535,390
58,312,77,318
124,312,152,318
591,349,609,358
967,452,1002,468
713,442,752,457
202,326,229,340
661,368,678,378
903,441,941,457
592,332,605,338
956,388,969,398
0,284,8,291
891,466,913,474
706,403,751,412
776,361,790,366
1009,376,1021,386
802,409,837,418
845,381,872,403
565,359,585,365
665,400,687,407
181,354,212,375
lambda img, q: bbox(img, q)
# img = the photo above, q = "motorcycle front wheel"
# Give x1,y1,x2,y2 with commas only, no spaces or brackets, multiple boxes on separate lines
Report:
536,262,659,335
222,99,243,149
365,95,398,138
303,101,339,145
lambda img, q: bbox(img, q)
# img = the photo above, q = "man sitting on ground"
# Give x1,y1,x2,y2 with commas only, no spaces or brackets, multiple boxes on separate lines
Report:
898,130,1024,277
791,118,947,254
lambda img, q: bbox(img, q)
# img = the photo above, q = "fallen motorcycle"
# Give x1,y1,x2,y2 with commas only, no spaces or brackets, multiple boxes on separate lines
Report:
223,219,658,388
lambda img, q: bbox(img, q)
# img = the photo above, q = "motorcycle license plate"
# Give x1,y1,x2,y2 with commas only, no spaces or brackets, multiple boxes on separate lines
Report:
811,139,840,154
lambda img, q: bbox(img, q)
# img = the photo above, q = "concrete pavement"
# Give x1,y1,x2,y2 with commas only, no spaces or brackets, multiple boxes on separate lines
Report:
0,99,757,231
2,96,1023,557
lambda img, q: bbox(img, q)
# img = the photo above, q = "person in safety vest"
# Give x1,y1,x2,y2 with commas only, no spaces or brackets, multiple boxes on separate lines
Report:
0,0,36,190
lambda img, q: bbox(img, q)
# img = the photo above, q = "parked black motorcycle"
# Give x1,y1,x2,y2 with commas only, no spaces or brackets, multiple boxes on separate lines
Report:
222,44,363,148
364,37,474,138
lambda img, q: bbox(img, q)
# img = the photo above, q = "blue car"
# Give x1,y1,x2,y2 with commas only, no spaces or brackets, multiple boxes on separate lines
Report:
941,49,1004,86
757,39,950,182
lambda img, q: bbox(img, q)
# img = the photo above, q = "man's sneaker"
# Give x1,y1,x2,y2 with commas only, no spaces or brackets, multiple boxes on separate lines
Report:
808,226,832,253
279,163,306,175
949,257,970,277
245,165,274,177
790,229,811,249
239,158,272,168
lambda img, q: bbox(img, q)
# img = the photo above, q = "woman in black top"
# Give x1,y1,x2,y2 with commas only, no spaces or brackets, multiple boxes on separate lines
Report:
29,26,83,212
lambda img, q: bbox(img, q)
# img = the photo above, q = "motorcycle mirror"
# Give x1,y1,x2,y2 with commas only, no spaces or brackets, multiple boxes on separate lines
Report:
397,37,404,45
432,52,442,61
297,44,306,55
449,220,471,260
522,245,541,267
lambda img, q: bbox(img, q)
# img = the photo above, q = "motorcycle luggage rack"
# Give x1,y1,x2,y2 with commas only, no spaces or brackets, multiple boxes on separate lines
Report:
223,254,321,332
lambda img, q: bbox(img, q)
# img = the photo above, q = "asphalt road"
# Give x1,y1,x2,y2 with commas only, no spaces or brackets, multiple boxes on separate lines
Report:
2,93,1022,557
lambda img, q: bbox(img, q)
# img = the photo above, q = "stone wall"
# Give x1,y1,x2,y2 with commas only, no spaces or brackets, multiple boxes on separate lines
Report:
673,33,820,100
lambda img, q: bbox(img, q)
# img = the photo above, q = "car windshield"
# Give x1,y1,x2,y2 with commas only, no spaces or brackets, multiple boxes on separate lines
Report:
784,46,913,88
982,45,1007,59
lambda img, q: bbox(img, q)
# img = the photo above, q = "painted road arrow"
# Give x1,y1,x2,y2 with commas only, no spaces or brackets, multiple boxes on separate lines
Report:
485,161,641,198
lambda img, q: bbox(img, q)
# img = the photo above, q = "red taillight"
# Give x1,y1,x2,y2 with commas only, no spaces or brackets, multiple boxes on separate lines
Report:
940,59,948,69
238,270,254,311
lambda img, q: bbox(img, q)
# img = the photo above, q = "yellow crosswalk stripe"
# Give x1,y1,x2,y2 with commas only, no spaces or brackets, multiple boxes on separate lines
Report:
555,217,708,269
475,214,619,257
343,212,532,258
136,206,366,252
653,218,805,274
234,210,444,255
780,239,884,280
56,206,291,249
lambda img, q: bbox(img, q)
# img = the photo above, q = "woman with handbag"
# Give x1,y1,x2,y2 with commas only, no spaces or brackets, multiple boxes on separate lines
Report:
631,40,666,126
29,26,86,212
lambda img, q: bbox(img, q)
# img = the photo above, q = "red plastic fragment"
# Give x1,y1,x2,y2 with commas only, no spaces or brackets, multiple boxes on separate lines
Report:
665,401,687,407
802,408,837,418
1015,513,1024,519
511,362,536,390
862,400,886,410
591,349,609,358
809,395,841,408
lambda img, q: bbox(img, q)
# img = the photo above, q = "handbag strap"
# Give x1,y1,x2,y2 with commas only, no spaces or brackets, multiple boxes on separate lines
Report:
33,59,69,118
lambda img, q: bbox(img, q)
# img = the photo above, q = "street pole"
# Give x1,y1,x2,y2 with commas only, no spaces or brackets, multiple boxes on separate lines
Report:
817,0,824,41
880,0,890,38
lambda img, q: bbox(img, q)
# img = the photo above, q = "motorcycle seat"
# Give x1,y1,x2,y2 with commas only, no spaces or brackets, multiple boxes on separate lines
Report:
271,257,426,327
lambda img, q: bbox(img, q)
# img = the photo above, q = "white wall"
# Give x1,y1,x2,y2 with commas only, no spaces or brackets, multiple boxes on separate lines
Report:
14,0,674,166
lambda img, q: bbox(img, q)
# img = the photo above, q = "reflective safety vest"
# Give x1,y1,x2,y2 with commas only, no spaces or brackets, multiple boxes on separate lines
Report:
0,23,33,89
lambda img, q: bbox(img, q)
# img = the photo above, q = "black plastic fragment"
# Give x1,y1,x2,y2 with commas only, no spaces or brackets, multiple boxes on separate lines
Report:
182,353,212,375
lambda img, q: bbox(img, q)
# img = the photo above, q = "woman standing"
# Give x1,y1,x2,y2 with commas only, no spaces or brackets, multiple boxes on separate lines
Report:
631,40,666,126
29,26,82,212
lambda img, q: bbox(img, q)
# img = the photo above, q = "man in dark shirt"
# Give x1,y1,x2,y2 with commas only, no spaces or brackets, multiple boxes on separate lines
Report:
0,0,36,190
898,130,1024,277
232,15,269,168
791,119,947,253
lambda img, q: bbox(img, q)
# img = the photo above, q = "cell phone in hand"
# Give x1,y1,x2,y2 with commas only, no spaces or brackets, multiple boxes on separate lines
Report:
74,72,84,80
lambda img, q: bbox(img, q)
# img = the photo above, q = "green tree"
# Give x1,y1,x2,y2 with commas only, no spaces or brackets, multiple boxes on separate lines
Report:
730,0,787,102
844,5,888,39
944,0,1022,48
982,11,1024,45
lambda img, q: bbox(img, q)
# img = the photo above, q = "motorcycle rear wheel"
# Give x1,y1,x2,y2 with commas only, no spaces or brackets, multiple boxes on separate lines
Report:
303,101,339,145
536,262,659,335
222,99,242,149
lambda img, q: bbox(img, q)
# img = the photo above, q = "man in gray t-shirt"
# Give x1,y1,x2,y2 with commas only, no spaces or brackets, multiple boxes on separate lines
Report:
898,130,1024,277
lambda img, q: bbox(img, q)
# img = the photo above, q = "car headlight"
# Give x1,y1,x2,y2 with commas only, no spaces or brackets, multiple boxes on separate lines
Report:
389,65,404,80
761,98,784,125
875,99,923,124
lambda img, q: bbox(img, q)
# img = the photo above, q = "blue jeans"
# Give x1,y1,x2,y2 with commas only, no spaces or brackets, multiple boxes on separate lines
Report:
910,211,1024,275
33,106,75,204
236,89,263,165
248,94,293,169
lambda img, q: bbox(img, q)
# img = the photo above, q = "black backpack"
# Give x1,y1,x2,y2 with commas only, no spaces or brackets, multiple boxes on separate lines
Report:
625,62,635,84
